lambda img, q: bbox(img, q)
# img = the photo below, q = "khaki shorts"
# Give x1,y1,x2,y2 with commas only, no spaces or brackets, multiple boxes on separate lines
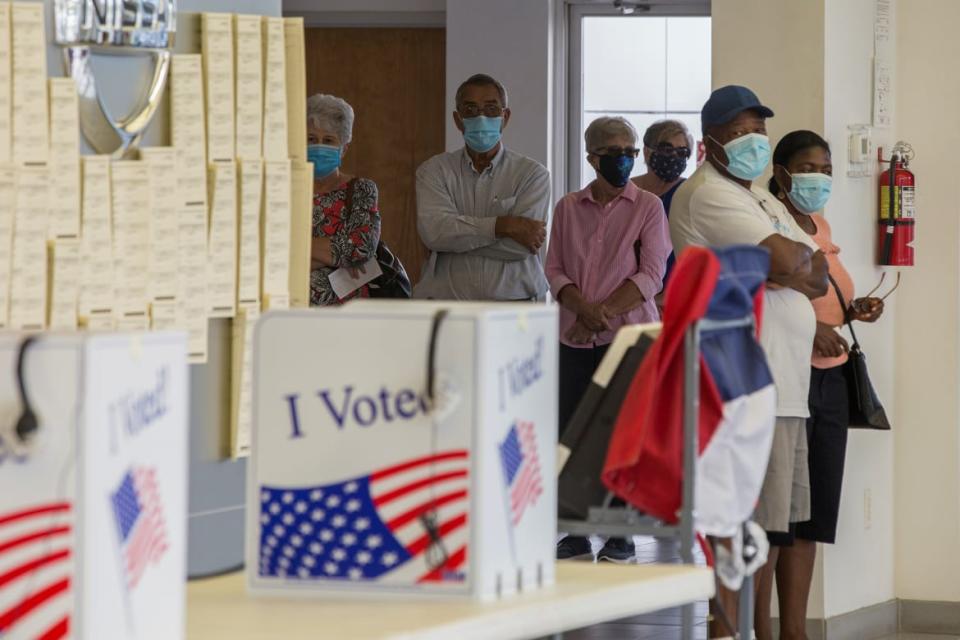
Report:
755,417,810,533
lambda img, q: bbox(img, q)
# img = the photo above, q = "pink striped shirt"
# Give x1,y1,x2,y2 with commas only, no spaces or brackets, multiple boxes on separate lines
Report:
546,181,671,348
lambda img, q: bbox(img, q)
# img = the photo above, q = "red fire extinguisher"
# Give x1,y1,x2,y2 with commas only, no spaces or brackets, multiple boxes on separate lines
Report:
878,142,916,266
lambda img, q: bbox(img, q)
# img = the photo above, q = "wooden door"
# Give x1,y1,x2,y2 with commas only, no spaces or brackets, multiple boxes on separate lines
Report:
304,27,445,284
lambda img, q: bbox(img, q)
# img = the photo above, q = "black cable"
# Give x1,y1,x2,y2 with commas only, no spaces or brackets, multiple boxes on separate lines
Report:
422,309,450,570
881,153,896,264
187,563,246,581
426,309,449,405
14,335,39,444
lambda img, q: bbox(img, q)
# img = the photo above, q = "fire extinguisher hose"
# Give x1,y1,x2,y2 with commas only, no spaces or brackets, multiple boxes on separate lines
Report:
881,154,896,264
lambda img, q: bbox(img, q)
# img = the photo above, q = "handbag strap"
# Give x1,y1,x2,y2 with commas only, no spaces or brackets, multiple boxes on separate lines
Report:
827,274,861,349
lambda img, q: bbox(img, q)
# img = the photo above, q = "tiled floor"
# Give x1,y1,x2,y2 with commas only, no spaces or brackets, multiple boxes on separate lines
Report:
876,636,960,640
548,537,956,640
547,535,711,640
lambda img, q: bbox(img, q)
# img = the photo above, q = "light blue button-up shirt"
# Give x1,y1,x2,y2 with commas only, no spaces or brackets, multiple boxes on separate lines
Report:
413,146,551,301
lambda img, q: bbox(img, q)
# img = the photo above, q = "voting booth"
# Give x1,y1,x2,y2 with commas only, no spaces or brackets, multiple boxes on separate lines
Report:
247,302,557,600
0,333,188,640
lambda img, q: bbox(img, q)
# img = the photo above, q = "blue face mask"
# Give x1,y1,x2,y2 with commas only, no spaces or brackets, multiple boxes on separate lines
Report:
712,132,771,181
786,171,832,214
462,116,503,153
307,144,341,179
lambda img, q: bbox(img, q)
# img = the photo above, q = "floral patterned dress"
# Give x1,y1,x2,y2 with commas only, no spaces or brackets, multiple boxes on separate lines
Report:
310,178,381,306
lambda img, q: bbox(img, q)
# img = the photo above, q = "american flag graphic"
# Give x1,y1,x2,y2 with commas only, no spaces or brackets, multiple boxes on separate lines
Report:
259,450,469,584
0,501,72,640
499,421,542,526
110,467,168,590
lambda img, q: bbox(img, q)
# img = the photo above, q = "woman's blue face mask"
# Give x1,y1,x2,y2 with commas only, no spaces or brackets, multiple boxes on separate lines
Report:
307,144,341,179
785,170,833,214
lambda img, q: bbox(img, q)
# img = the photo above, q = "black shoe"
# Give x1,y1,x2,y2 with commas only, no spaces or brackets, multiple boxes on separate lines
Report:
556,536,593,560
597,537,635,563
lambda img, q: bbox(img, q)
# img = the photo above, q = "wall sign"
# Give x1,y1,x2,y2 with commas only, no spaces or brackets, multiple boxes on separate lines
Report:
54,0,177,156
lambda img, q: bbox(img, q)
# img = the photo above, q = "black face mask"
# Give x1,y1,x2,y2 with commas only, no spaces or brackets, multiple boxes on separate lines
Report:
648,151,688,182
597,154,635,188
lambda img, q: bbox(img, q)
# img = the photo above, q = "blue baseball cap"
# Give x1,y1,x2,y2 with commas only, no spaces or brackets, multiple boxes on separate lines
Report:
701,85,774,129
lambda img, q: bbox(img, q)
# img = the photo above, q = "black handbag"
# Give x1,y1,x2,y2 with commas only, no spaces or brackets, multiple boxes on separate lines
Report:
829,276,891,430
368,240,412,299
344,179,412,299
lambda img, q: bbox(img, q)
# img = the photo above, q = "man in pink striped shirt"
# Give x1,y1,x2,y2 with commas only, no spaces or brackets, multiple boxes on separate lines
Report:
546,116,671,562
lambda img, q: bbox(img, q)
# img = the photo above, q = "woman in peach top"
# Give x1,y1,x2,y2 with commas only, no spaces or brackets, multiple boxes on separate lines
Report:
767,130,885,639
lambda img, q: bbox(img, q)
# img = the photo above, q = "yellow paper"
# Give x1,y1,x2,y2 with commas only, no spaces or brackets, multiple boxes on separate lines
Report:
261,160,291,303
48,237,80,330
111,160,151,319
48,78,81,238
235,14,263,160
207,160,238,318
283,18,307,162
0,4,11,163
202,13,236,162
238,159,262,307
171,55,208,206
141,147,180,303
80,156,114,319
116,314,150,332
289,160,313,308
178,203,209,363
230,303,260,458
10,2,47,165
9,165,48,329
261,17,288,161
150,299,178,331
0,164,14,327
82,311,115,331
262,292,289,310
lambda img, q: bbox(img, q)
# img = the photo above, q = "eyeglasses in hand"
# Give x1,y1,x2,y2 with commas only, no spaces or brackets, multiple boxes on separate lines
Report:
863,271,901,301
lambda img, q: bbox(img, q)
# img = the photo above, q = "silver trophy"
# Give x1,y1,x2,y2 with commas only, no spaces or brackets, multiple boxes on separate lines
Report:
55,0,176,156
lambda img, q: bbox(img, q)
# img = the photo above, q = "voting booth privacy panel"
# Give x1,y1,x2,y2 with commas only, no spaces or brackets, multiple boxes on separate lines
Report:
248,302,558,600
0,333,188,640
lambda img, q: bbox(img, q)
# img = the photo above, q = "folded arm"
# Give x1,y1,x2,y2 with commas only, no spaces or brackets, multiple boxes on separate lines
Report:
416,164,497,253
760,235,827,299
470,167,551,261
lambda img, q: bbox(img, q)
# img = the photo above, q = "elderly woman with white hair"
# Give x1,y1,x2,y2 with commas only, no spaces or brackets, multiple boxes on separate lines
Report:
307,93,381,305
545,115,671,563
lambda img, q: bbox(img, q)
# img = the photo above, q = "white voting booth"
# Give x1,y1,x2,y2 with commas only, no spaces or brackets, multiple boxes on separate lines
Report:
247,302,558,600
0,333,188,640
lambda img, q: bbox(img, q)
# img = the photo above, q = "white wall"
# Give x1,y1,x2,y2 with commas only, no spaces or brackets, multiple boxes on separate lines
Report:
445,0,555,167
821,0,896,617
894,0,960,603
712,0,824,152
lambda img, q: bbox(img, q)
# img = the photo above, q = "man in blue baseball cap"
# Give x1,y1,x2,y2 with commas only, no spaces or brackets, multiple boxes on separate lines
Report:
669,85,829,639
